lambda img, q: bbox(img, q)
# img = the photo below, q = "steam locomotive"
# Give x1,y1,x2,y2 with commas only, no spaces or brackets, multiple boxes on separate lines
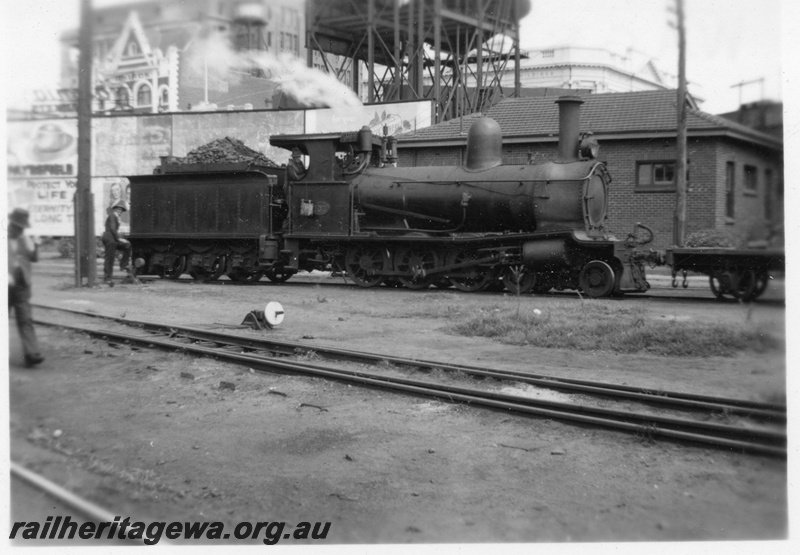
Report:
128,96,659,297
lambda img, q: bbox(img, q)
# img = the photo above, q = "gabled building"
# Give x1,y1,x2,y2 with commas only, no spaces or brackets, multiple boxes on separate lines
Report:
90,9,180,113
397,90,783,249
54,0,309,114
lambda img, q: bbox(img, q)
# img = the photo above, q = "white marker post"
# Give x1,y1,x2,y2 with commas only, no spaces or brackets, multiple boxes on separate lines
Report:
264,301,285,328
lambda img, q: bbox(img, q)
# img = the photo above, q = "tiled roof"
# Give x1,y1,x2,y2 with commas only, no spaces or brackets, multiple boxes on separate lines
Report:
396,112,484,141
399,90,781,149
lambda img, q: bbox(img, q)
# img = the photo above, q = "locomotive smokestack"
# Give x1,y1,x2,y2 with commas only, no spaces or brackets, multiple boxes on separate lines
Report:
555,96,584,163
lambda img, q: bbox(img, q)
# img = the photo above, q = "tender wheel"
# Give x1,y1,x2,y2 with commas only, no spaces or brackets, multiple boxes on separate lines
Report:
345,246,388,287
190,255,226,282
394,248,439,290
162,255,186,280
264,268,295,283
502,266,535,294
208,256,227,281
227,268,264,283
447,249,496,292
579,260,615,298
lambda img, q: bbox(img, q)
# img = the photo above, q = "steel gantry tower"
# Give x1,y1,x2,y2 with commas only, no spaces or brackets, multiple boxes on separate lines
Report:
306,0,529,123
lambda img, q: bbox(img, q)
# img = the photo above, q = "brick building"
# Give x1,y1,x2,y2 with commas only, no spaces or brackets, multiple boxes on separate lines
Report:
396,90,783,249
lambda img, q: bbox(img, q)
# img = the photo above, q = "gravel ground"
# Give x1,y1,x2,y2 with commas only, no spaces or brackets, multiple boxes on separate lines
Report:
6,254,789,548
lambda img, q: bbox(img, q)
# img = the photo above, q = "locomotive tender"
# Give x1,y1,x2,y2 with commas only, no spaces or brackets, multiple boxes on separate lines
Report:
129,96,657,297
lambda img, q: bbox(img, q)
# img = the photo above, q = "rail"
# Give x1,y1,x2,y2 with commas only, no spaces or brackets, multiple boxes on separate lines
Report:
32,305,786,457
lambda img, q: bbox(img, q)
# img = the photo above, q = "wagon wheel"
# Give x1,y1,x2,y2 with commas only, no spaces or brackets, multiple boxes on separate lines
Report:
447,249,497,292
345,246,388,287
579,260,616,298
227,268,264,283
709,269,756,301
502,266,536,295
730,269,757,301
161,255,186,280
264,268,295,283
709,270,731,299
394,247,439,290
752,270,771,299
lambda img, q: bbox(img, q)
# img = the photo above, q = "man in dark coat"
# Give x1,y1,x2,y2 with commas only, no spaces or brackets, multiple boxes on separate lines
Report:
7,208,44,367
102,200,131,283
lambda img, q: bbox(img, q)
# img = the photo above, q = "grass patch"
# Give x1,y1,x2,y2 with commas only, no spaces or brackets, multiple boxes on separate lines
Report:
448,303,780,357
348,292,467,319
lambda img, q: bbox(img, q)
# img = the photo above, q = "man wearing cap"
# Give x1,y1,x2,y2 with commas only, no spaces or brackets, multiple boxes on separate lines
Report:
7,208,44,367
102,199,131,284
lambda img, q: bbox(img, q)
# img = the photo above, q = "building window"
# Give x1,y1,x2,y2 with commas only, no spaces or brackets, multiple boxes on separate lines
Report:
116,87,130,108
636,161,676,191
125,41,139,57
764,169,773,221
744,164,758,194
725,161,735,219
136,83,152,107
542,49,554,58
159,87,169,110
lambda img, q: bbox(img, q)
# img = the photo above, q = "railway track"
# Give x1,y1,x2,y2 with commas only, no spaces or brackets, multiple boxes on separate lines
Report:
11,462,118,524
145,275,788,306
33,304,786,458
11,463,169,545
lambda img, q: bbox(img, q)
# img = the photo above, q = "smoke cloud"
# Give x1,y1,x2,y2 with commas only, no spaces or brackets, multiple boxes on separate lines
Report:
186,31,362,109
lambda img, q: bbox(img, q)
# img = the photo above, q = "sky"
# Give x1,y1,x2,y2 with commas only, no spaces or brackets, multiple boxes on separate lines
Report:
0,0,790,115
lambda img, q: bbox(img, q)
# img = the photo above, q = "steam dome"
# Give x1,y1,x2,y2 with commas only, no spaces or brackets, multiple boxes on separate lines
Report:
465,117,503,171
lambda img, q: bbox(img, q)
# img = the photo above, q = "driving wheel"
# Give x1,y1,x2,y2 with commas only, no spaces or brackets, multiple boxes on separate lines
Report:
394,247,438,290
447,249,496,292
502,266,536,294
345,246,388,287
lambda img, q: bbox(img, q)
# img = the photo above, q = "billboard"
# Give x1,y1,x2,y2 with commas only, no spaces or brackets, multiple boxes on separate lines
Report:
6,120,80,236
94,116,173,176
305,101,433,136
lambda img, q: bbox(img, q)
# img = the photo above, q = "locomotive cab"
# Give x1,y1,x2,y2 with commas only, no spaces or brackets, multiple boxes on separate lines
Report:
270,127,381,184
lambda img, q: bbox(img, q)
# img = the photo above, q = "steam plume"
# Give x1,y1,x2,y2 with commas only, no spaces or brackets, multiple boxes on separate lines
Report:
186,31,362,109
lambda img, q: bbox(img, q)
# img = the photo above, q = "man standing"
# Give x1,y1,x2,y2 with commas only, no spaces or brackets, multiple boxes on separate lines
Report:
102,200,131,284
7,208,44,368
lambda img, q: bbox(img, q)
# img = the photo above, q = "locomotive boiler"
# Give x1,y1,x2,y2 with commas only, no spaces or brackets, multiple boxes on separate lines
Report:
128,95,654,297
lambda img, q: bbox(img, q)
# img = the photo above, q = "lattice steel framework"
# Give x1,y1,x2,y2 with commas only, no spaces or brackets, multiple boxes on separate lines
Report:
306,0,527,122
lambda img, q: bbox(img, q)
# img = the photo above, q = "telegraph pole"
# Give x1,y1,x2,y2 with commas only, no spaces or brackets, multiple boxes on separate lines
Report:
75,0,96,286
673,0,687,247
